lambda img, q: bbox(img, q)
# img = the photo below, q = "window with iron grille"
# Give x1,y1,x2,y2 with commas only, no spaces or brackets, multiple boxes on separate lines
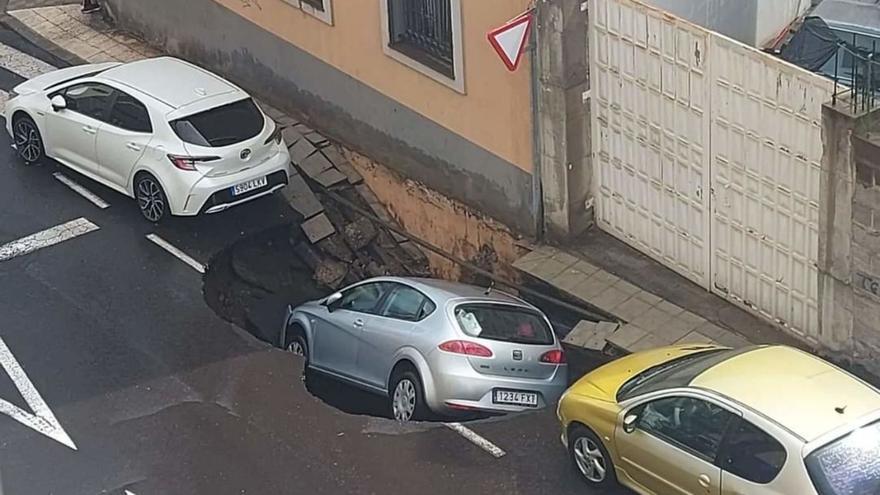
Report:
387,0,455,79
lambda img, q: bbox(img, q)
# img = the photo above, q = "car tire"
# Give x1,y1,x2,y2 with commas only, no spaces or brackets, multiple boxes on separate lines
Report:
389,368,427,422
13,115,44,164
285,327,309,363
569,425,617,488
134,173,168,223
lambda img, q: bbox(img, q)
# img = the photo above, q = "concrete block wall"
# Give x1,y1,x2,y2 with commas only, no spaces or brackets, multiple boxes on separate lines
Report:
852,136,880,362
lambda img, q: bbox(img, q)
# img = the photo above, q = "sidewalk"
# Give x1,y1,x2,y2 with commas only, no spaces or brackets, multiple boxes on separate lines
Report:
515,228,806,354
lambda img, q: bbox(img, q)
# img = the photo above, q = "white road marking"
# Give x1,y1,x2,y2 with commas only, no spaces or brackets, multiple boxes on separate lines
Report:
0,218,99,262
53,172,110,209
0,88,8,113
124,491,136,495
0,43,57,79
444,422,506,458
0,336,76,450
145,233,205,274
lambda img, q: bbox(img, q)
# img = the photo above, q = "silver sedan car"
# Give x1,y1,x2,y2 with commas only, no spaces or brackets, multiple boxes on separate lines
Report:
285,277,568,421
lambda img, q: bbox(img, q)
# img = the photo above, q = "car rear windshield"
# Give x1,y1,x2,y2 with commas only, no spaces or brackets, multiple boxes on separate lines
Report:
806,420,880,495
170,98,264,147
454,303,554,345
616,347,750,402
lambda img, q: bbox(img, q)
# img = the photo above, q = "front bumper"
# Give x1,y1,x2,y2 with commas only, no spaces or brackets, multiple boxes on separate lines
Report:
177,147,291,216
426,355,568,414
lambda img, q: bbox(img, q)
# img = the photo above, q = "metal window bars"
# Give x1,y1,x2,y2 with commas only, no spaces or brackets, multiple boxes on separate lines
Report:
831,35,879,113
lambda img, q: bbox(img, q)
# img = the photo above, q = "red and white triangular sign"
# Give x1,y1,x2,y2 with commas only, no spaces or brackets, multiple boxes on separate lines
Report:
487,10,534,72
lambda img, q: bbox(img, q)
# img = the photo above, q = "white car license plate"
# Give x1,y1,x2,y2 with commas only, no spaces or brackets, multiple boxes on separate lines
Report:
493,390,539,407
231,176,268,196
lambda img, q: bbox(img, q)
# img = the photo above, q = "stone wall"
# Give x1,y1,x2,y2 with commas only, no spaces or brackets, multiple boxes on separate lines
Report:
852,136,880,362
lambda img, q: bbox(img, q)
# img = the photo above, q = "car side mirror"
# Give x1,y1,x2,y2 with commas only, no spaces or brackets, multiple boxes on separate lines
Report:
323,292,342,312
50,95,66,112
623,413,639,434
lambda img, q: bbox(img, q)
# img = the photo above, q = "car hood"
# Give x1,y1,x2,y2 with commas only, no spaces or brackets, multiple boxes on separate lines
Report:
566,344,722,402
12,62,121,96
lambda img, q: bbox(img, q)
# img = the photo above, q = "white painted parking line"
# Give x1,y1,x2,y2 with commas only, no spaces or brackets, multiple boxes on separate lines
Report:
0,43,57,79
53,172,110,209
145,233,205,274
0,217,99,263
0,336,76,450
0,88,8,112
444,422,506,458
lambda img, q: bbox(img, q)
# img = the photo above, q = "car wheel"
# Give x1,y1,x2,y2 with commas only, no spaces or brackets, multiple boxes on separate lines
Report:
285,328,308,363
569,425,617,488
135,173,168,223
13,115,44,164
390,368,427,422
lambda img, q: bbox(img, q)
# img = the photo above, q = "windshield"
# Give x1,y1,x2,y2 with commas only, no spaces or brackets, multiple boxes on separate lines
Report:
616,348,745,402
807,420,880,495
454,304,554,345
170,98,264,147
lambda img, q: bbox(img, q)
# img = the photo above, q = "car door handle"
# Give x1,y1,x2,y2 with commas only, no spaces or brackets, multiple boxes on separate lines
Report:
698,474,711,489
126,142,141,151
353,319,364,328
82,126,97,135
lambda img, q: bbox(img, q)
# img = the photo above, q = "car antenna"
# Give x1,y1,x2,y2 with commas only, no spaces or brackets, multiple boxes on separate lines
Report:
484,280,495,296
835,405,847,414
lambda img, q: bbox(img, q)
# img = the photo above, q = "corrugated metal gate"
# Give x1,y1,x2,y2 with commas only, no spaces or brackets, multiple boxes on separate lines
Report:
589,0,833,341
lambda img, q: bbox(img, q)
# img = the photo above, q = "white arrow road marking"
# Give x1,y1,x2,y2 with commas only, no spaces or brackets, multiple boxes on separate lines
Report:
124,491,136,495
0,218,99,263
444,422,506,458
145,234,205,274
53,173,110,209
0,337,76,450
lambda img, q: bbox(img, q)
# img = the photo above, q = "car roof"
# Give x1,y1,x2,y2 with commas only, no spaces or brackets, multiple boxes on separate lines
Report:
366,277,532,308
98,57,245,109
691,346,880,441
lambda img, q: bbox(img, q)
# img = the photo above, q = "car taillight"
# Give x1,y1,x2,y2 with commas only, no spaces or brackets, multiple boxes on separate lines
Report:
438,340,493,358
540,349,566,364
167,154,220,171
264,125,282,145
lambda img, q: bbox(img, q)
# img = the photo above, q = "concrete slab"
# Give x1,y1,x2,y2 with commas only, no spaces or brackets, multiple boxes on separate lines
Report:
583,322,620,350
629,306,677,332
607,324,649,350
633,291,663,306
590,287,631,313
301,213,335,244
651,316,703,345
676,331,717,345
610,295,654,322
570,273,617,301
282,126,304,146
611,279,642,297
551,267,591,292
281,173,324,219
563,320,597,347
655,300,685,317
572,259,600,276
289,139,317,165
629,334,667,353
313,167,347,188
527,257,573,282
299,151,335,180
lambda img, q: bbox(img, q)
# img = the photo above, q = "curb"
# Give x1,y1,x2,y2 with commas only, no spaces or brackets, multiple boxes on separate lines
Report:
0,12,85,66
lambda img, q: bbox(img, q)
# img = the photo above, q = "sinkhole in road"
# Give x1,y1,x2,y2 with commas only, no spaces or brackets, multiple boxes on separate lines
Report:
202,224,492,423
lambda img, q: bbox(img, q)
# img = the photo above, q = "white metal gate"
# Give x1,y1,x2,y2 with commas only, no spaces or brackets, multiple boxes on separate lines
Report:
590,0,833,340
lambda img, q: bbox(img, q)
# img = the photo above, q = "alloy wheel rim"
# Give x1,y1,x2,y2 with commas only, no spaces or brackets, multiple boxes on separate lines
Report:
287,340,305,357
573,437,607,483
392,379,416,422
137,179,164,222
14,121,41,162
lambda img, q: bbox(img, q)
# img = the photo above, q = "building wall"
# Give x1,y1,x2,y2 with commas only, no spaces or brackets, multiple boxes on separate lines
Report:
852,136,880,364
102,0,538,234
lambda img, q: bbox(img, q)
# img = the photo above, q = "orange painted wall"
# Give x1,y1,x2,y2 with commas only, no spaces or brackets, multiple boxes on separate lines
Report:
214,0,534,173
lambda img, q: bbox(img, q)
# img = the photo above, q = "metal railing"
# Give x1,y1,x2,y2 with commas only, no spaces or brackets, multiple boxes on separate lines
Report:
387,0,454,77
831,37,880,113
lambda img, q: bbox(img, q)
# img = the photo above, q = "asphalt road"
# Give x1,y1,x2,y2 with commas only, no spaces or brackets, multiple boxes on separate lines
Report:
0,24,630,495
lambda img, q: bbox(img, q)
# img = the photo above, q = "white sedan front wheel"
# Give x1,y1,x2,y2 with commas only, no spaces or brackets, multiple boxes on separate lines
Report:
13,116,44,164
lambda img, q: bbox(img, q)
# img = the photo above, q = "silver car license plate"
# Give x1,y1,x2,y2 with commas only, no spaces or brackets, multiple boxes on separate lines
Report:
231,176,268,196
493,389,538,407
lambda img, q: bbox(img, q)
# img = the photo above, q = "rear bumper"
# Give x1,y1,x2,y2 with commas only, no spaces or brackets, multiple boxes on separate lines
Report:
177,147,291,216
425,356,568,414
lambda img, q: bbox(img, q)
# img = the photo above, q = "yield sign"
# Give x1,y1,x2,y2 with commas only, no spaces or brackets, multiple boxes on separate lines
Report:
487,10,534,72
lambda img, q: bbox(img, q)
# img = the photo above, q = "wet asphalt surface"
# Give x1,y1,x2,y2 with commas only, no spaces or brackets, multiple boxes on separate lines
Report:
0,24,631,494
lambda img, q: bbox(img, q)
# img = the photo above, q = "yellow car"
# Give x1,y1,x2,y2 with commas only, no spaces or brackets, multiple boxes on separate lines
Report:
557,344,880,494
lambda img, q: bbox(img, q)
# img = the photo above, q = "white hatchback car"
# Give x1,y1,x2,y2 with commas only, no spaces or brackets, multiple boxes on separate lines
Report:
4,56,291,222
